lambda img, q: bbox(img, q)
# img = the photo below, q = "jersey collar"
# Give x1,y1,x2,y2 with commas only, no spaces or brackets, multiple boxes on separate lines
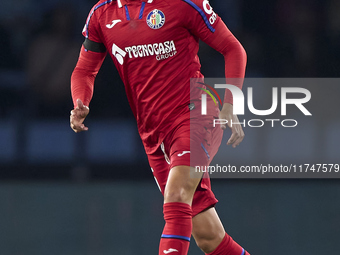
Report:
117,0,153,8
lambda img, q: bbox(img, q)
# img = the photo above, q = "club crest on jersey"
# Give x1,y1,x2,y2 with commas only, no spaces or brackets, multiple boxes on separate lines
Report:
146,9,165,29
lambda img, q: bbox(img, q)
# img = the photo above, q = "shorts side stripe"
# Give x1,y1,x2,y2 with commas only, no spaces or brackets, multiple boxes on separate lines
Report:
201,143,210,160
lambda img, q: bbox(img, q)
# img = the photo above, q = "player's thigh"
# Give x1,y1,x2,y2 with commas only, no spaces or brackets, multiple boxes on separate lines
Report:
164,165,203,205
192,207,225,252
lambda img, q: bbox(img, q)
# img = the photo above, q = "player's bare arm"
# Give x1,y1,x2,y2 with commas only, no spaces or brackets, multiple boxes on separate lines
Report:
197,16,247,149
70,98,89,133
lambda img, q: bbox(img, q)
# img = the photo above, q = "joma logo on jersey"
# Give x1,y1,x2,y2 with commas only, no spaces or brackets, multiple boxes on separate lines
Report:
112,41,177,64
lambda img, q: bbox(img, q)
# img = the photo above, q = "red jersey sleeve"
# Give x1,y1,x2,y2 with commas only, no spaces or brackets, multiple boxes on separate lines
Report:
71,46,106,108
71,1,108,109
180,0,247,105
180,0,221,40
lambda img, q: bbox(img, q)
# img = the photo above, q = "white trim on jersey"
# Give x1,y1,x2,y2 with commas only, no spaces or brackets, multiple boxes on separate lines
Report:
147,0,153,3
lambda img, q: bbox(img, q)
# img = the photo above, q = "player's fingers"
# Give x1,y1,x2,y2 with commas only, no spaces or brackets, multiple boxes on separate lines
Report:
231,133,245,148
70,114,79,123
228,129,245,148
76,99,90,113
70,109,78,116
70,122,78,133
81,124,89,131
70,122,88,133
70,118,79,132
218,112,229,130
227,125,241,144
227,132,238,145
70,115,84,131
71,110,80,120
76,98,84,109
71,109,87,122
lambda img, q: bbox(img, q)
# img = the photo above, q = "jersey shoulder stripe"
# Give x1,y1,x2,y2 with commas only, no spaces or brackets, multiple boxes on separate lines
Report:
85,0,114,39
181,0,215,33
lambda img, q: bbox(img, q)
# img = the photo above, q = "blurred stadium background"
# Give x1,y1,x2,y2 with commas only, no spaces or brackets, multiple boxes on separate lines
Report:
0,0,339,254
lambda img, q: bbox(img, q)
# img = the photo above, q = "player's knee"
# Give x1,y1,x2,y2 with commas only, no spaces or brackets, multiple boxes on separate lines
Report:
193,229,225,254
164,166,199,204
164,187,193,204
195,237,216,254
196,239,214,254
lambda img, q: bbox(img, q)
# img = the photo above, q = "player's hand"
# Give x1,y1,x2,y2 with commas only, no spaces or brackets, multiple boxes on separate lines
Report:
70,99,89,133
219,103,245,148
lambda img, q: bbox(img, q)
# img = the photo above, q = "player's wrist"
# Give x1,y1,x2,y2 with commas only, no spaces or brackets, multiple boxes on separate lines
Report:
221,103,233,113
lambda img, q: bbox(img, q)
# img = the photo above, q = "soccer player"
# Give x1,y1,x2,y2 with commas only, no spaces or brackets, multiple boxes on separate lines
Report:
70,0,249,254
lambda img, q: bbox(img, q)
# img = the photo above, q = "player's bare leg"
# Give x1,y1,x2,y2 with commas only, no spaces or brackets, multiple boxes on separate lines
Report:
159,166,202,255
164,165,203,204
192,208,250,255
192,207,225,253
